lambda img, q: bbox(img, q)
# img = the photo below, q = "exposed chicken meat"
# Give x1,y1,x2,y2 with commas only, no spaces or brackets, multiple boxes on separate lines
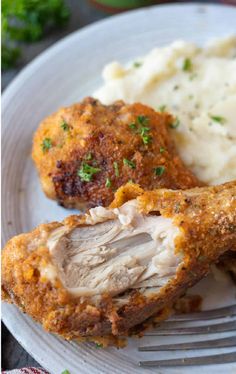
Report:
47,201,180,298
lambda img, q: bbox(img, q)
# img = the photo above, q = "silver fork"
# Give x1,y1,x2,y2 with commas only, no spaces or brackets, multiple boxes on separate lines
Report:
138,304,236,367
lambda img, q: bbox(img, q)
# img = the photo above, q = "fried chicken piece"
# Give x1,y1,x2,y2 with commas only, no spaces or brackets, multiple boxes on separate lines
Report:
2,181,235,345
32,97,201,210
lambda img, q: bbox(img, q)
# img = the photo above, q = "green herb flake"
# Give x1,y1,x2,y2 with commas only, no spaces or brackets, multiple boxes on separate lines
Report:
137,115,149,126
138,116,152,144
154,166,165,176
170,117,180,129
61,370,70,374
105,178,112,188
129,123,137,131
77,162,101,182
41,138,52,153
182,57,192,72
158,105,166,113
142,134,152,144
113,161,119,177
209,114,226,125
85,152,92,160
123,158,136,169
133,61,142,68
95,343,103,348
129,115,153,145
61,120,69,131
140,126,150,136
159,147,166,153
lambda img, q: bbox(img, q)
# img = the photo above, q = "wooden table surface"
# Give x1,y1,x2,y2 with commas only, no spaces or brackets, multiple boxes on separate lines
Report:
2,0,223,371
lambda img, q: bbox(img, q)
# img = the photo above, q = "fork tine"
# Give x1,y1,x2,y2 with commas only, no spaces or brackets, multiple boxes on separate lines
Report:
145,320,236,335
139,336,236,351
169,304,236,321
139,351,236,367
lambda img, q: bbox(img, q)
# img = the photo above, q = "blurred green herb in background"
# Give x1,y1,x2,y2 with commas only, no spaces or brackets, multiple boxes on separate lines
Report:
2,0,70,70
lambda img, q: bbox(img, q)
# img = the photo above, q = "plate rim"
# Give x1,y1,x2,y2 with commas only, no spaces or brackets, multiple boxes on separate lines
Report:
2,3,236,373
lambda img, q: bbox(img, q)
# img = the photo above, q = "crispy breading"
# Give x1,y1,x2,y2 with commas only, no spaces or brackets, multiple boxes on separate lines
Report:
2,182,235,345
32,97,202,210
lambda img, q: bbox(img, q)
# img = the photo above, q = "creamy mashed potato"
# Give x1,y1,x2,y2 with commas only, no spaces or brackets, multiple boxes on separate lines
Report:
94,37,236,185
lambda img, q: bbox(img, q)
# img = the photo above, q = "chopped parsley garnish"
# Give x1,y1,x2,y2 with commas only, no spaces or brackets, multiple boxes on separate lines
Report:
137,116,152,144
95,343,103,348
133,61,142,68
123,158,136,169
142,133,152,144
160,146,165,153
158,105,166,113
129,115,152,144
77,162,101,182
209,114,226,125
113,161,119,177
60,120,69,131
137,115,149,126
61,370,70,374
154,166,165,176
170,117,180,129
129,123,137,130
105,178,111,188
182,58,192,72
85,152,92,160
41,138,52,153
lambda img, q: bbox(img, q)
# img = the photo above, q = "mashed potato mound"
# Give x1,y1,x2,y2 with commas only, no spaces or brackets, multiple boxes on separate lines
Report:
94,37,236,185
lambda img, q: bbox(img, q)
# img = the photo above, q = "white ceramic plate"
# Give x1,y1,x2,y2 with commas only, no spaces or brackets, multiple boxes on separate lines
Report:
2,3,236,373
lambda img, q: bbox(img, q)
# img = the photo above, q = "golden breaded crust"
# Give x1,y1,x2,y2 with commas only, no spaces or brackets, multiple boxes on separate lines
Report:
137,181,236,261
32,97,202,210
2,182,235,343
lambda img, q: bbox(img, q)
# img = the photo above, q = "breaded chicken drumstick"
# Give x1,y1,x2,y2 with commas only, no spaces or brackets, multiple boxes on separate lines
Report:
2,181,235,345
32,98,201,210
